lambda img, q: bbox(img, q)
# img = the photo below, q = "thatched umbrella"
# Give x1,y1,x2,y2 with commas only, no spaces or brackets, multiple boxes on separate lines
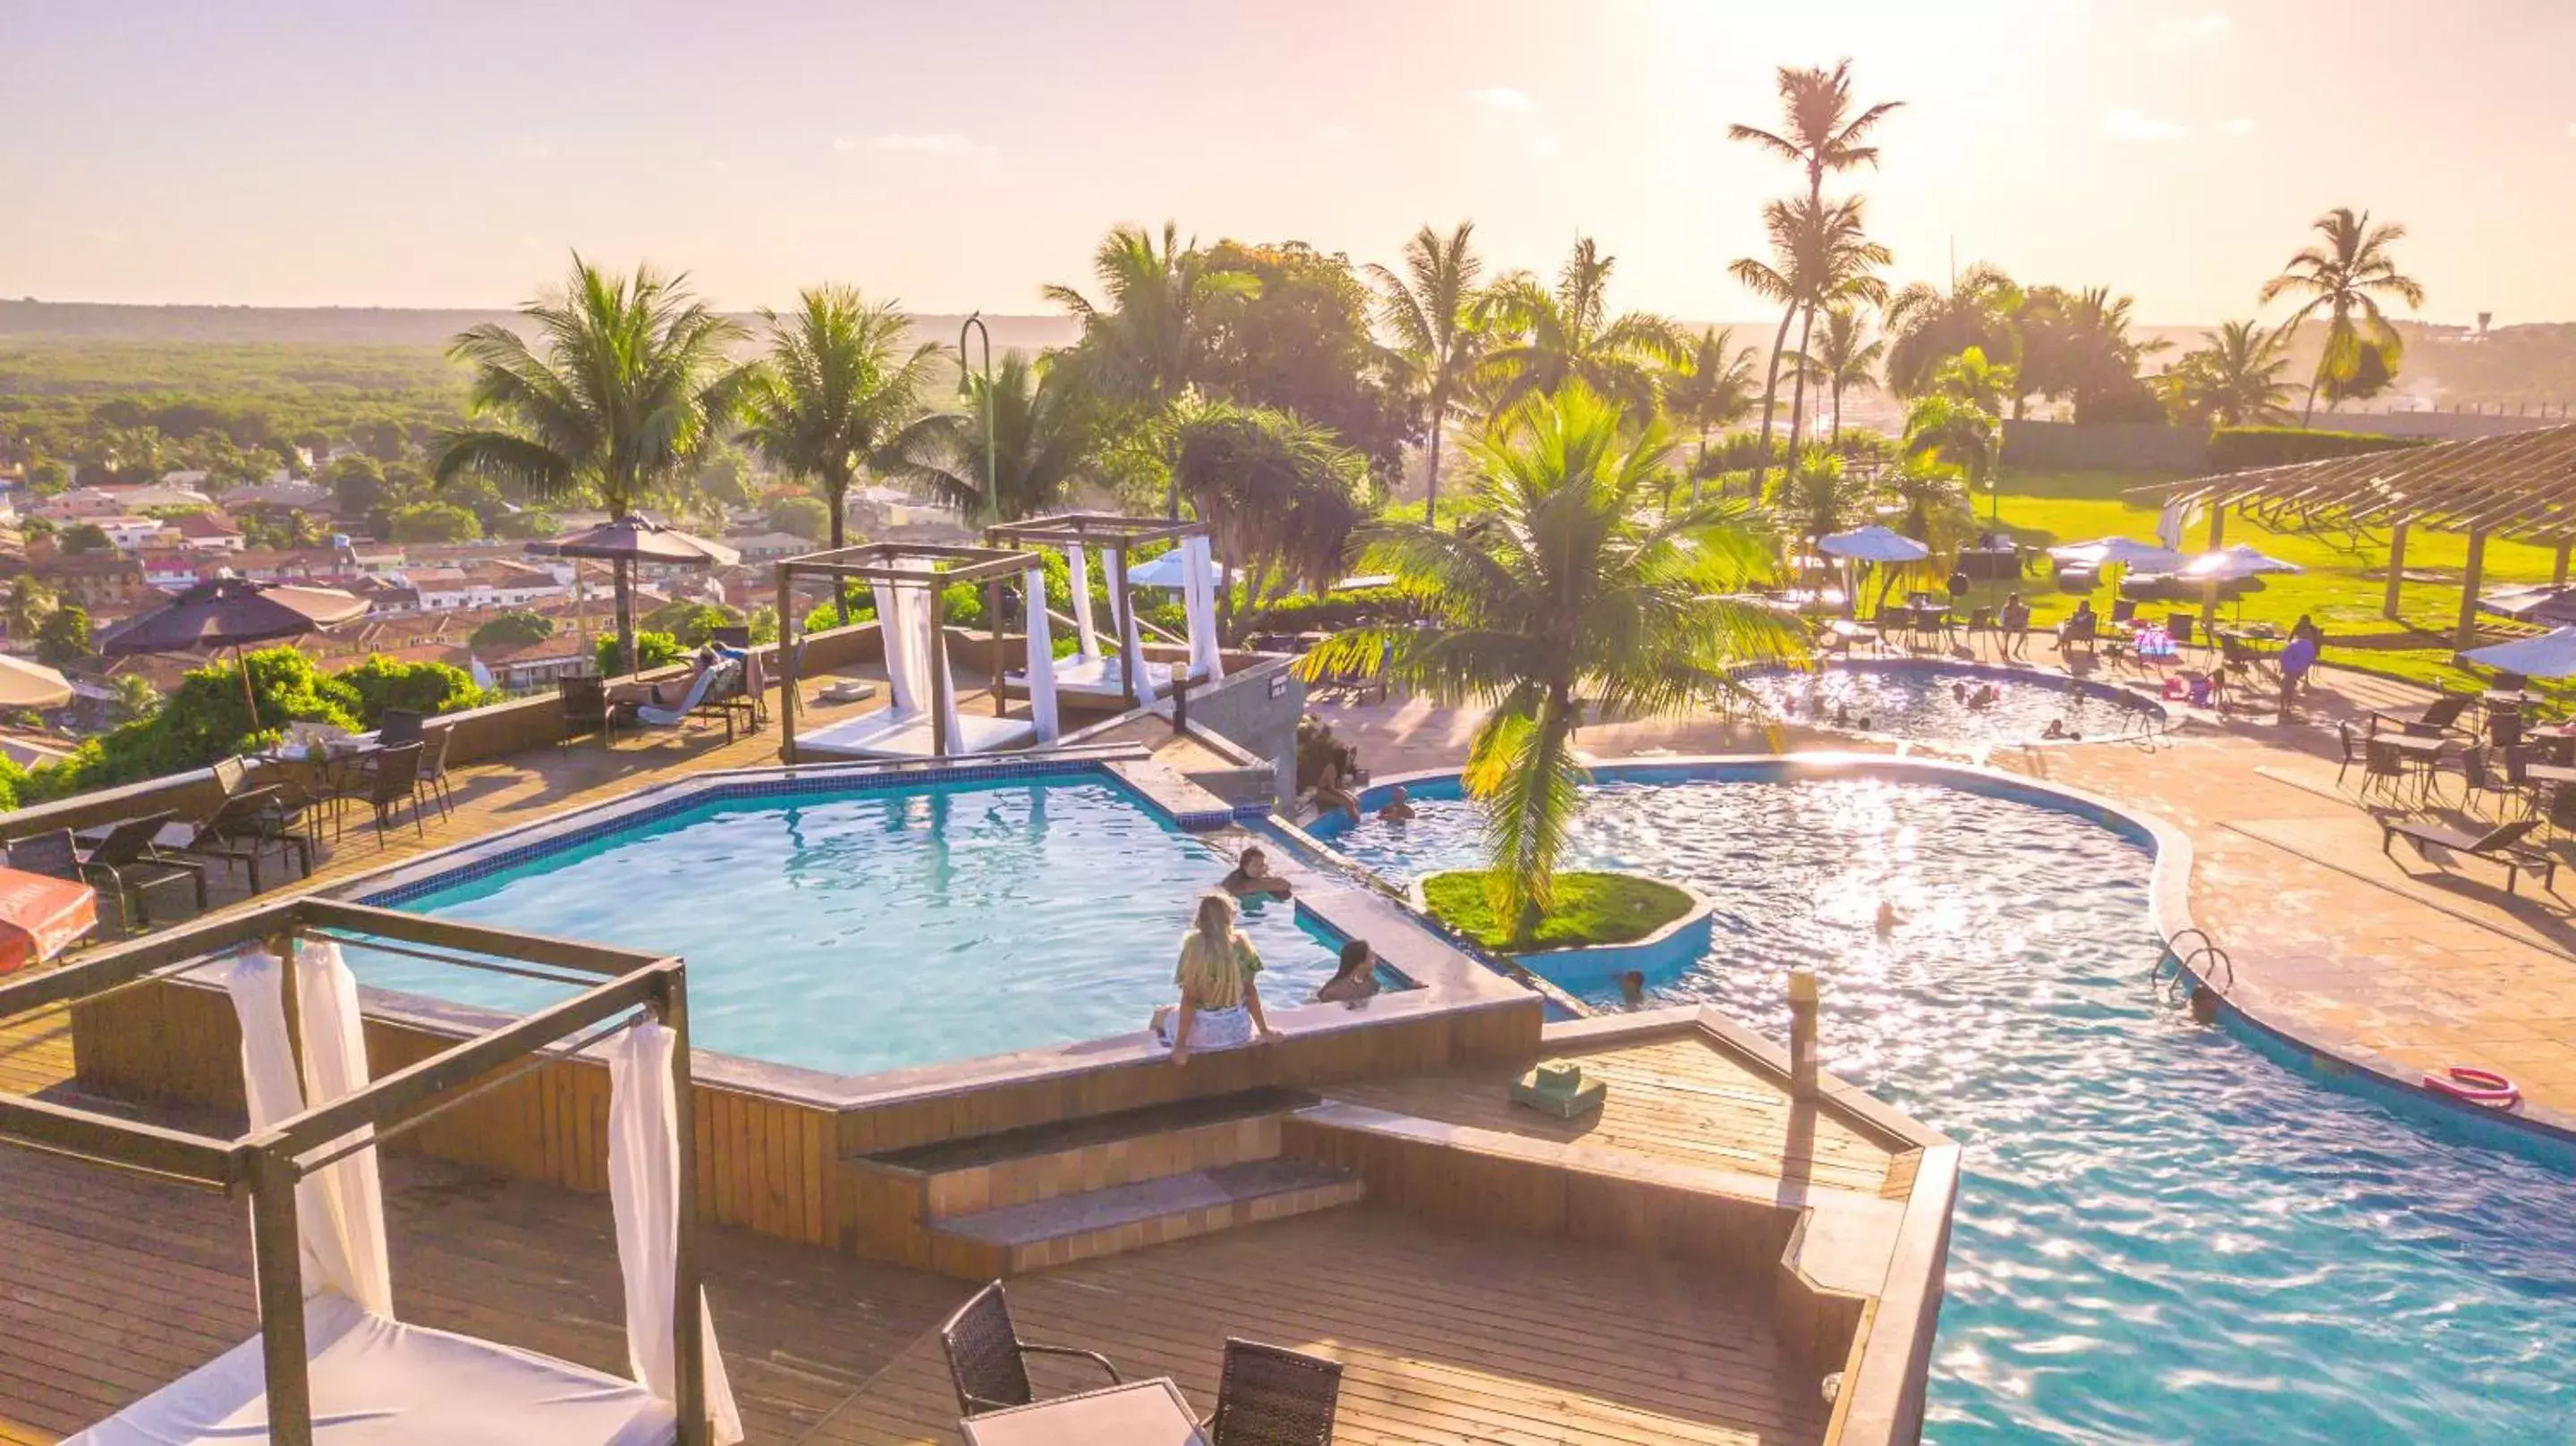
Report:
98,573,368,726
530,514,740,675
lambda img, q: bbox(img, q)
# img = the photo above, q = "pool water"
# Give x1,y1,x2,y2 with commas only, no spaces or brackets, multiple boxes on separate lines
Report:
1325,776,2576,1443
1742,663,2154,745
366,776,1344,1076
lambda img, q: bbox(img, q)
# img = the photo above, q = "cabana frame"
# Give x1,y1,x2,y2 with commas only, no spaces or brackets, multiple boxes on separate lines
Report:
0,897,710,1446
773,542,1039,765
983,512,1209,709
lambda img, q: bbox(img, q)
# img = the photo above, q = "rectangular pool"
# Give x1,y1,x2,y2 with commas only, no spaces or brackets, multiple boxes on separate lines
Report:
354,772,1357,1077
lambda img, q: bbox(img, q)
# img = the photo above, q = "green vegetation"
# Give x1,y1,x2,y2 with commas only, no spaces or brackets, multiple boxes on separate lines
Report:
1422,869,1694,952
470,609,555,648
595,630,686,677
2207,425,2423,470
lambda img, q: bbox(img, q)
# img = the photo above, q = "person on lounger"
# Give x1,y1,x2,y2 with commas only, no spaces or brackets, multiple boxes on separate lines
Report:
1315,939,1383,1004
605,645,722,707
1220,845,1293,900
1157,892,1281,1064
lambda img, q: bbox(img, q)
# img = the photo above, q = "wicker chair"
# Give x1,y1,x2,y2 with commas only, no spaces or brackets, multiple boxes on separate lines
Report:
1206,1338,1342,1446
938,1281,1119,1418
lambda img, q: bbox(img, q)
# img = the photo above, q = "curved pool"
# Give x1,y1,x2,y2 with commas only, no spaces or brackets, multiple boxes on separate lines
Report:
1318,772,2576,1442
1742,660,2159,745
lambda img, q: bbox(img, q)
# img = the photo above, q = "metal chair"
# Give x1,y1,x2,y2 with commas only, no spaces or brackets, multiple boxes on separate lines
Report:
2334,720,2362,786
2361,737,2412,805
376,707,426,749
938,1281,1120,1419
418,725,457,821
559,676,614,748
346,742,429,843
13,819,206,936
159,784,313,895
1205,1339,1343,1446
2459,746,2503,817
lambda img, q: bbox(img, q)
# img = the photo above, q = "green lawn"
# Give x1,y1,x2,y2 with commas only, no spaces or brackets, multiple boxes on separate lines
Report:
1948,466,2569,696
1421,869,1695,951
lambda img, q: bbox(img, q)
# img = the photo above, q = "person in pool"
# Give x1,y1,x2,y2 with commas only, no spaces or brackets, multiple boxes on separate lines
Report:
1156,892,1281,1065
1375,785,1417,823
1315,939,1383,1004
1617,969,1648,1008
1219,845,1292,900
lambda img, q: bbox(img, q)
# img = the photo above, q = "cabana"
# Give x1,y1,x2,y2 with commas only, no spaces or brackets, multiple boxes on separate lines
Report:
773,543,1058,764
0,897,737,1446
982,512,1227,709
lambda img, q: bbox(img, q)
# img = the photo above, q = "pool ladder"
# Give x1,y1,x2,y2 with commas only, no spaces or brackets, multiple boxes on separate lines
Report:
2153,926,2235,1003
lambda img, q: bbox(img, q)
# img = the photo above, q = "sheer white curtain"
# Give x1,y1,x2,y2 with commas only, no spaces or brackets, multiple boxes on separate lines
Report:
869,579,919,716
1022,567,1059,742
1065,543,1100,660
1117,570,1158,705
923,581,962,750
608,1022,743,1446
1182,536,1226,685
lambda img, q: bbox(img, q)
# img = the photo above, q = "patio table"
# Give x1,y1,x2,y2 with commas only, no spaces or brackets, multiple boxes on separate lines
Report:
960,1378,1204,1446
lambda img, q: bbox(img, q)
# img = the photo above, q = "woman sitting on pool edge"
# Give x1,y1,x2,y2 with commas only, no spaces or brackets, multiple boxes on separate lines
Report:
1219,845,1292,900
1315,939,1383,1004
1153,892,1281,1064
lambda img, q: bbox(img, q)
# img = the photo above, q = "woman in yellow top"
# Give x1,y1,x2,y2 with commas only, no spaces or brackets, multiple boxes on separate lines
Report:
1160,892,1281,1064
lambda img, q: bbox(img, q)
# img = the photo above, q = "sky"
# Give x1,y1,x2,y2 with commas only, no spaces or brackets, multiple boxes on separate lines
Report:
5,0,2573,327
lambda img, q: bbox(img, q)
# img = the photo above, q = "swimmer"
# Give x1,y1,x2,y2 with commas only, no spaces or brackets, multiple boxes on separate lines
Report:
1375,785,1417,824
2188,985,2221,1025
1219,845,1294,900
1833,703,1851,728
1875,901,1902,935
1953,681,1971,703
2042,718,2072,740
1618,969,1648,1008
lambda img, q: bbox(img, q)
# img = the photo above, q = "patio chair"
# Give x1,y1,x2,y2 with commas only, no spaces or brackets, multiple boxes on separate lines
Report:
2110,597,2138,625
376,707,426,751
2488,710,2525,752
345,741,430,843
559,676,614,748
157,784,313,896
2381,816,2557,896
938,1281,1119,1419
2374,691,2473,740
2549,779,2576,840
1203,1339,1343,1446
414,726,457,821
2360,737,2412,803
2334,720,2363,786
2458,746,2504,817
13,818,206,935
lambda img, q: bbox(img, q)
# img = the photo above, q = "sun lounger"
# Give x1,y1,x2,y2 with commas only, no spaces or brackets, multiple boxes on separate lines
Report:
2380,816,2557,895
625,660,734,741
2371,691,2473,739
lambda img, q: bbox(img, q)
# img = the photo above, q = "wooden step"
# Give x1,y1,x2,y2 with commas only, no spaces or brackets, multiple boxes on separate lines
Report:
860,1086,1314,1222
928,1159,1364,1277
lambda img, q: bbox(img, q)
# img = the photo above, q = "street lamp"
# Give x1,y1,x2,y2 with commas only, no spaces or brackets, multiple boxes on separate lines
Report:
957,313,995,514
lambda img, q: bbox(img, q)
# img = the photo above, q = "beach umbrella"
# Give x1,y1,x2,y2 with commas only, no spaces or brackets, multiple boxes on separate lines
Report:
531,514,740,674
2180,544,2302,582
2046,537,2186,572
1818,525,1931,563
1126,549,1231,590
97,573,369,724
2478,584,2576,628
0,655,74,710
2464,626,2576,680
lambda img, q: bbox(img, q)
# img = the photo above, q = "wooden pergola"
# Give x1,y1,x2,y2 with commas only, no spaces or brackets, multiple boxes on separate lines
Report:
2135,423,2576,647
773,541,1038,765
982,512,1208,710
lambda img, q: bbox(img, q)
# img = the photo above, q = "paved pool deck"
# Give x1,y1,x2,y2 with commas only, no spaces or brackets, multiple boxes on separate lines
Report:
1304,638,2576,1129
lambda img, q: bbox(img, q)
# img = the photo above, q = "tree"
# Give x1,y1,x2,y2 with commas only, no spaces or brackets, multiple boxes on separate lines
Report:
890,352,1100,523
335,655,491,727
34,605,90,666
387,501,483,543
1368,222,1487,528
1902,347,2013,515
435,256,750,674
1198,240,1411,481
2260,207,2425,426
59,522,113,554
1883,263,2023,398
1304,386,1802,940
2,576,56,641
1170,401,1374,626
1659,327,1760,500
2013,284,2166,422
1797,304,1884,445
109,673,161,725
1479,238,1683,419
326,453,386,519
641,599,743,647
766,494,831,541
737,285,940,568
1730,197,1888,486
1767,444,1869,555
470,609,556,649
2162,321,2296,427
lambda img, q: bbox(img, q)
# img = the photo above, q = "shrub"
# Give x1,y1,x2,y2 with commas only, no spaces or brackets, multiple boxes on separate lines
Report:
595,630,685,677
767,495,830,541
2209,426,2428,471
470,608,555,648
336,655,491,728
1240,586,1416,636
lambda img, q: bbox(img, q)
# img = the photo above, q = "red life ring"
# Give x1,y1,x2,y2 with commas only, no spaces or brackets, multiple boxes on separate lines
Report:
2422,1065,2520,1108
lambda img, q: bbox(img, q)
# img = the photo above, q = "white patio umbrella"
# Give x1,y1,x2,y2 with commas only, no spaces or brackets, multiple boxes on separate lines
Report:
1819,526,1930,618
2464,626,2576,680
2047,537,2186,572
0,655,74,710
2179,544,2301,621
1125,549,1231,590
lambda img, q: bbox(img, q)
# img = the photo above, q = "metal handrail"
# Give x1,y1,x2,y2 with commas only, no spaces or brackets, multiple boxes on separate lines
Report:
2154,926,2234,1000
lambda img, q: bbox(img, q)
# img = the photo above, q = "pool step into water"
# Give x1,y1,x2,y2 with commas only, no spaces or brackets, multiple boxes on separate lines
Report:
928,1159,1367,1276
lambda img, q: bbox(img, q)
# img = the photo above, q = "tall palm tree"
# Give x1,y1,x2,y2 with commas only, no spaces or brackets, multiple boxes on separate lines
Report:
1798,303,1885,445
1479,239,1684,420
1882,263,2023,398
2161,320,2295,427
2259,207,2425,426
1659,326,1759,500
1767,444,1869,558
890,352,1100,523
1729,60,1902,490
739,285,942,586
1302,386,1803,938
1368,221,1487,529
1902,346,2013,516
1171,399,1372,626
435,256,749,673
1730,197,1888,486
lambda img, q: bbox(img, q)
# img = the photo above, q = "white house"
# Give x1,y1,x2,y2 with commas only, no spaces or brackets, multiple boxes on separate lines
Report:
93,517,174,554
404,560,571,612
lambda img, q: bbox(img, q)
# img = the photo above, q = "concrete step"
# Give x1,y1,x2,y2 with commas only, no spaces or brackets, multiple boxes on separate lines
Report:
927,1158,1364,1277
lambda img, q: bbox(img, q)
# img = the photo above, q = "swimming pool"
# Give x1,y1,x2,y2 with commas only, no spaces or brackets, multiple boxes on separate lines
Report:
1741,660,2159,745
1321,771,2576,1442
359,773,1353,1077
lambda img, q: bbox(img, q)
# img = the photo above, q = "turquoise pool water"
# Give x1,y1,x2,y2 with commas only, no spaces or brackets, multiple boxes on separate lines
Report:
363,775,1347,1076
1742,662,2157,745
1322,774,2576,1443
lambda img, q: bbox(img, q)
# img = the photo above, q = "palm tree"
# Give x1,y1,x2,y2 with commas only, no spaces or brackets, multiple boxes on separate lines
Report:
739,285,942,576
1368,221,1487,529
2259,207,2425,426
1303,386,1804,937
2,576,56,643
1730,197,1888,486
1902,346,2012,517
1767,444,1869,558
2162,320,2295,427
891,351,1100,523
1478,239,1684,420
1883,263,2023,398
435,256,749,674
1171,399,1372,626
1798,304,1885,445
1659,327,1760,500
1729,60,1902,487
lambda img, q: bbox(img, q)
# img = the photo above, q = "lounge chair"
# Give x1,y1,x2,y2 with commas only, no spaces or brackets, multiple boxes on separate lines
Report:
155,783,314,895
2381,816,2557,895
11,818,207,936
939,1280,1119,1418
628,657,738,741
1203,1339,1343,1446
2373,691,2473,739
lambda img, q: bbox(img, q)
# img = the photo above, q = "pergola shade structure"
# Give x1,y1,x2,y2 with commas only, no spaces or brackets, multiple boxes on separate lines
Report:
982,512,1215,708
772,542,1042,764
2135,423,2576,647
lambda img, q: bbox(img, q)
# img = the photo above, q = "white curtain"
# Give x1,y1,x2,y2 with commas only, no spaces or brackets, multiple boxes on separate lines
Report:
607,1022,743,1446
924,581,962,752
1023,567,1059,742
870,580,919,717
1065,543,1100,660
1182,536,1226,685
1117,568,1158,705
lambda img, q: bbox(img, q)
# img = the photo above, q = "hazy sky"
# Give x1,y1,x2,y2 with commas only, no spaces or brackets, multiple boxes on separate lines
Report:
7,0,2572,326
